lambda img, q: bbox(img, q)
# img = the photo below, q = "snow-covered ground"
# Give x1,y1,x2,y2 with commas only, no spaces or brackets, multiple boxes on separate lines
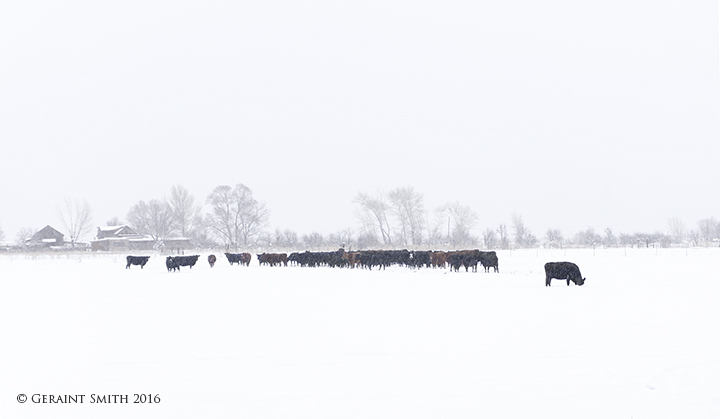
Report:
1,247,719,418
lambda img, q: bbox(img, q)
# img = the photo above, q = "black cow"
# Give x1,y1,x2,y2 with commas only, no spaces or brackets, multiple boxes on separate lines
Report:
126,255,150,269
257,253,287,267
166,255,200,272
544,262,585,286
208,254,217,267
166,256,179,272
446,250,478,272
478,251,499,273
410,251,431,269
225,252,241,265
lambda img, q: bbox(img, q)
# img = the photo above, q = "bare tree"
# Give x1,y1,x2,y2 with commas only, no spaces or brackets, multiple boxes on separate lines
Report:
255,231,273,249
619,232,634,247
106,216,123,226
697,217,720,245
283,229,299,249
168,185,202,238
205,185,235,247
189,215,216,249
497,224,510,250
206,184,269,249
573,228,602,247
56,197,94,246
356,231,380,249
127,199,175,245
302,232,326,250
327,228,354,250
0,224,4,242
511,214,537,248
353,191,392,246
483,228,497,249
667,216,687,244
603,227,617,247
15,227,35,246
273,228,284,248
426,221,446,247
189,213,212,247
438,201,478,248
388,186,426,246
544,228,563,247
688,228,701,246
272,228,299,250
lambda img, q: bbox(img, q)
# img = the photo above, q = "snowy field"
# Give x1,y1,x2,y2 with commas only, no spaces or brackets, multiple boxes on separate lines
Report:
1,247,719,418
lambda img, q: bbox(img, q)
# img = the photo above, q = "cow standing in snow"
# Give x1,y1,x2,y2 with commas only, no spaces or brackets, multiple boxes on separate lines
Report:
544,262,586,286
126,255,150,269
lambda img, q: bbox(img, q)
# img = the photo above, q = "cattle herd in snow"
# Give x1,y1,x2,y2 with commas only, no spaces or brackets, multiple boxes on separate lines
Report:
282,248,499,272
124,249,587,286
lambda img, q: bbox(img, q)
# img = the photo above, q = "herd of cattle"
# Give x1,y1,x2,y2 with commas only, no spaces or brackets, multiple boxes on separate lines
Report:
126,251,586,286
282,249,501,272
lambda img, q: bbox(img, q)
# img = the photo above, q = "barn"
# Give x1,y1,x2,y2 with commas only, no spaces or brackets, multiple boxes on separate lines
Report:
25,225,65,249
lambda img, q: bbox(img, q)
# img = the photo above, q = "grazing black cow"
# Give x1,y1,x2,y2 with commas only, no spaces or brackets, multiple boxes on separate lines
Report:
208,254,217,267
126,255,150,269
166,255,200,272
544,262,585,286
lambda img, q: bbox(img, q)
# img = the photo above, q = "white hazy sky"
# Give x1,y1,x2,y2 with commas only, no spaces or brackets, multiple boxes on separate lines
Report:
1,1,719,241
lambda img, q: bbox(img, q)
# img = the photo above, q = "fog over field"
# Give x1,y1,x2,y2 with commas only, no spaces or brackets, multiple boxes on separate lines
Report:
1,2,719,242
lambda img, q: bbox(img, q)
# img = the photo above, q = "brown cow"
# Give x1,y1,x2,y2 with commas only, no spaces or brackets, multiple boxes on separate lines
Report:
429,251,447,269
225,252,252,266
208,254,217,267
342,251,361,268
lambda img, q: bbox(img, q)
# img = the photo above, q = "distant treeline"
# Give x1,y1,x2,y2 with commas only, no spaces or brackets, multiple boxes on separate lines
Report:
1,184,717,252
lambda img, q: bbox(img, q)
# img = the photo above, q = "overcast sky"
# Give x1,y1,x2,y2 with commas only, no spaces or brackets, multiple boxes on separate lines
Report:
1,1,718,242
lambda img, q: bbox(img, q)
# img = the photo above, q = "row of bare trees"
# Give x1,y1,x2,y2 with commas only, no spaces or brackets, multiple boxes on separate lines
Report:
115,185,491,250
541,217,720,249
3,184,719,250
351,188,720,249
352,188,544,249
123,184,269,250
353,187,482,248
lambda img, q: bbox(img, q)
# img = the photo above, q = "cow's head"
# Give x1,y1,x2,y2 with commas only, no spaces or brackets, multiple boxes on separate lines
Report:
576,277,586,286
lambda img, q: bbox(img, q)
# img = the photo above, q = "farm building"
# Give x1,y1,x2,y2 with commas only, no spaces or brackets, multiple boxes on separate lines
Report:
26,225,65,248
90,225,191,252
91,225,152,252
